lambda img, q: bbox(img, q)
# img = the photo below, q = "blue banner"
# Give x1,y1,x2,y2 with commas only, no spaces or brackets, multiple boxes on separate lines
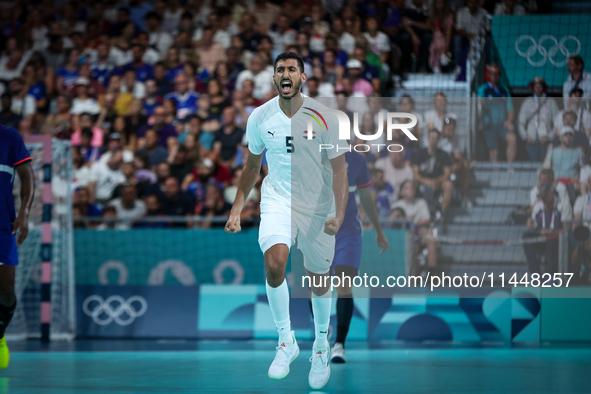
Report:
77,285,200,338
491,15,591,87
76,284,545,342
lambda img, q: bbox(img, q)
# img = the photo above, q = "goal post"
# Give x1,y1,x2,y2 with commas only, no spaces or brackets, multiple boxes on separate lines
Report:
6,136,75,341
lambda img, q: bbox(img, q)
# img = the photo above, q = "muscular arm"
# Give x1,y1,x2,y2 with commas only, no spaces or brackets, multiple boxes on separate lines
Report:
14,162,35,245
325,154,348,235
358,186,389,253
225,150,263,233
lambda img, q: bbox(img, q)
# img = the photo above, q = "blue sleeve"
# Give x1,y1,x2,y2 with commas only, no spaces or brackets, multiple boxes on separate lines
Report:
11,128,31,166
28,84,46,100
117,64,129,76
355,154,371,187
336,51,348,67
369,64,379,79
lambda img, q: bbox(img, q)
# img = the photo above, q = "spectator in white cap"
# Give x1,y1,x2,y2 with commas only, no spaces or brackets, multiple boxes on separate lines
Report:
518,77,559,162
99,132,134,165
71,76,100,115
336,59,372,97
543,125,584,204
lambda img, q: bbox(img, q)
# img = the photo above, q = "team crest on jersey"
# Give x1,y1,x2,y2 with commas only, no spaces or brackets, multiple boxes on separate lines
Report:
303,130,316,139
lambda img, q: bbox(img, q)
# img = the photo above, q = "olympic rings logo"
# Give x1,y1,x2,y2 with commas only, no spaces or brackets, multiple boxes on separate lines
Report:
515,35,581,67
82,295,148,326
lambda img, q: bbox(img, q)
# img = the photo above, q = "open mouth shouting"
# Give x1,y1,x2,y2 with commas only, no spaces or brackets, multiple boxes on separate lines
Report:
280,79,293,95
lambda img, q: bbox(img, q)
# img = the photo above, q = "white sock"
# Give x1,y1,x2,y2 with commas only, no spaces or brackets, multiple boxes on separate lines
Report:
266,279,292,344
311,292,331,349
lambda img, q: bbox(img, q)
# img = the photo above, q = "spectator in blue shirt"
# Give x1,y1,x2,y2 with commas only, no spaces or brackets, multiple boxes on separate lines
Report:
353,45,380,93
142,79,163,116
121,43,154,82
79,127,102,164
477,64,516,164
56,48,80,95
324,36,349,67
127,0,153,31
136,128,169,166
164,47,184,83
369,168,397,224
164,73,199,120
91,43,117,87
153,62,174,98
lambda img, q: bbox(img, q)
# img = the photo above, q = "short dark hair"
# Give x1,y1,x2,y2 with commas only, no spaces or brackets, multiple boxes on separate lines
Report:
134,151,150,169
145,11,160,21
570,55,584,69
1,93,11,100
570,88,584,97
563,110,578,121
216,7,231,17
274,52,305,73
539,168,555,178
325,48,337,58
392,207,406,217
400,94,415,107
102,205,117,215
370,168,384,176
81,127,93,140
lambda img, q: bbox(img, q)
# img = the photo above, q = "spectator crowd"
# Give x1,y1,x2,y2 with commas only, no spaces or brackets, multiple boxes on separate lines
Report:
0,0,566,274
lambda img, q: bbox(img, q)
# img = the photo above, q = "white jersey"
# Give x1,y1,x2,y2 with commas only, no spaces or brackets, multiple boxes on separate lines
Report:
246,95,349,216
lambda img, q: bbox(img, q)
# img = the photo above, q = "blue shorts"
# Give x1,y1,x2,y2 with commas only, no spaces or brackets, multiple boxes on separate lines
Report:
0,234,18,266
484,124,510,151
331,234,362,274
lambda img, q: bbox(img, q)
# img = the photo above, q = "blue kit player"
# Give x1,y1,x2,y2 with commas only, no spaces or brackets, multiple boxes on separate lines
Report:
312,150,389,363
0,125,35,369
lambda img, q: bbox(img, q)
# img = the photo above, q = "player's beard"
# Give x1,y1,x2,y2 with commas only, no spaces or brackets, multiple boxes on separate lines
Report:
276,78,301,100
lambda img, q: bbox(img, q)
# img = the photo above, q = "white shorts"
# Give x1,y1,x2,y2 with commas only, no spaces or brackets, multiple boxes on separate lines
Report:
258,199,335,275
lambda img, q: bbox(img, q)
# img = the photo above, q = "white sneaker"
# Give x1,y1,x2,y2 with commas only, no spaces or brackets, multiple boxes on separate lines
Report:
309,347,330,389
330,342,346,364
268,331,299,379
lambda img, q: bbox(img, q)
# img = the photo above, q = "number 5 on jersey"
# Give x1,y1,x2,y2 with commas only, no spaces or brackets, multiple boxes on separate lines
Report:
286,136,295,153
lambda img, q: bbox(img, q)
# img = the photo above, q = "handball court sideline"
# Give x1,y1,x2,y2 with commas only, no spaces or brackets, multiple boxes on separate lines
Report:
1,339,590,393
